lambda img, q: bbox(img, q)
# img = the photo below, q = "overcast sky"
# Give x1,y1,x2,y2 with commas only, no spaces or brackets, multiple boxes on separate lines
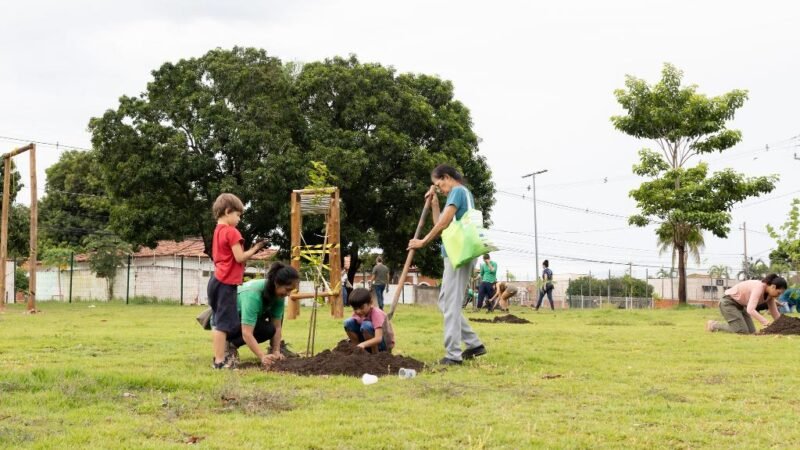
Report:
2,0,799,280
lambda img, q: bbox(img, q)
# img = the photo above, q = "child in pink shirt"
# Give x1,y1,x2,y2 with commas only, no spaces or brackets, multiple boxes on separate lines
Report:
343,288,395,353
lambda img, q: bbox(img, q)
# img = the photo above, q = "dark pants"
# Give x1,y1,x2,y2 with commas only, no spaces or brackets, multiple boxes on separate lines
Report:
207,276,239,333
374,284,386,310
478,282,495,309
343,318,387,352
536,287,554,310
227,318,276,348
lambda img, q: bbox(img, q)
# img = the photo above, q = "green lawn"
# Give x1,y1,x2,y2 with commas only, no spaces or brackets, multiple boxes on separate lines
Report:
1,302,799,449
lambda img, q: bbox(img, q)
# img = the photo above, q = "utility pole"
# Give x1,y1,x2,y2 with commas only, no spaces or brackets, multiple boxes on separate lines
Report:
522,169,548,285
740,222,749,279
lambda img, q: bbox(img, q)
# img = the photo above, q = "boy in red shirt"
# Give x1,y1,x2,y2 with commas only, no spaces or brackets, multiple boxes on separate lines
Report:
343,288,395,353
208,193,265,369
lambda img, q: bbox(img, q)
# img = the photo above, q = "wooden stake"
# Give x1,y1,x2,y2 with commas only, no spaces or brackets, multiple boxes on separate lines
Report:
387,197,431,320
328,189,342,318
27,145,37,312
0,157,10,311
288,191,302,319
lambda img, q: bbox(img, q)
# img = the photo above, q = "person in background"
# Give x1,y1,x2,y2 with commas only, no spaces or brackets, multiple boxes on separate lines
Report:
535,260,555,311
341,271,353,307
488,282,517,313
777,287,799,314
463,287,476,309
371,256,390,310
478,254,498,310
706,273,787,334
343,288,395,353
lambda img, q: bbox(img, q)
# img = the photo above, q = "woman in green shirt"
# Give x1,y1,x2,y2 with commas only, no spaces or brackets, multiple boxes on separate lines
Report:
225,262,299,368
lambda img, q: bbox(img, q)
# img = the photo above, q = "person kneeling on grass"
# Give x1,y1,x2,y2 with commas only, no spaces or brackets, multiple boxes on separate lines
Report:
487,282,517,313
223,262,300,369
706,273,787,334
343,288,395,353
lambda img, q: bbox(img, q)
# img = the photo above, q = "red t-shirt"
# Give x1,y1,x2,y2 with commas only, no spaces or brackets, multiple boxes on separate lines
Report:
212,224,244,285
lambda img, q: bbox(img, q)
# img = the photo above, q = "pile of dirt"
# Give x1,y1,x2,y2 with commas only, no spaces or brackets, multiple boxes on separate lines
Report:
270,341,425,377
759,315,800,335
470,314,531,324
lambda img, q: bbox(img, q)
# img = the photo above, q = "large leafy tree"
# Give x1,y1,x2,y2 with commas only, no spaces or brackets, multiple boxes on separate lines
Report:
612,63,777,304
293,56,494,278
39,150,111,248
89,49,494,280
89,47,306,255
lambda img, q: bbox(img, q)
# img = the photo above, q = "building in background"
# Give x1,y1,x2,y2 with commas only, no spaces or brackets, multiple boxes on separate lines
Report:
32,238,275,303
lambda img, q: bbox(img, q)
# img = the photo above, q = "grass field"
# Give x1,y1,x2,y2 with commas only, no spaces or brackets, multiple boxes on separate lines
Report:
1,302,799,449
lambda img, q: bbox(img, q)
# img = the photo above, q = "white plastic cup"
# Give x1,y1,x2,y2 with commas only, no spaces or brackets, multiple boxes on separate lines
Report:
361,373,379,385
398,368,417,379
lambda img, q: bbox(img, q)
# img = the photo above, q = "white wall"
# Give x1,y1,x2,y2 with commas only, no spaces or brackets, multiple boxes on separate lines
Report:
3,260,13,303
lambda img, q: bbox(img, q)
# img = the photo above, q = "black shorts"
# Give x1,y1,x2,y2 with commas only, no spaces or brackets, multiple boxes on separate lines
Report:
207,276,239,333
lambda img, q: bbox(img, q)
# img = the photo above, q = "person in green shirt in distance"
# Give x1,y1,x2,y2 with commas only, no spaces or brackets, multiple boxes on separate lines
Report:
478,254,498,310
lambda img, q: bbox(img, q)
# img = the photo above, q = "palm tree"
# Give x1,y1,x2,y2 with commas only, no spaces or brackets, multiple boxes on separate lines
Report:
708,264,730,280
656,222,705,305
708,264,730,300
737,258,769,280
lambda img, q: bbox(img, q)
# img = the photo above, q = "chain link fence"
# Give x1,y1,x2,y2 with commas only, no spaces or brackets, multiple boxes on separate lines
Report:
7,253,270,305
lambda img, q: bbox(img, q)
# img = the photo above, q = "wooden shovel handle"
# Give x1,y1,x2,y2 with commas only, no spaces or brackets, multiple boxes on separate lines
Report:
387,197,432,320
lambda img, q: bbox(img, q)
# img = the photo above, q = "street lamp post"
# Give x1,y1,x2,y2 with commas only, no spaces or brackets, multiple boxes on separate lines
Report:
522,169,547,285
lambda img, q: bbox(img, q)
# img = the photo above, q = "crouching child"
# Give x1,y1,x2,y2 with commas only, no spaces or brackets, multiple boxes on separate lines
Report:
343,288,394,353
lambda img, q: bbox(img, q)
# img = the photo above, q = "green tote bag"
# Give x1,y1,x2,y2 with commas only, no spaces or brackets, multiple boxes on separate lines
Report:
441,189,498,268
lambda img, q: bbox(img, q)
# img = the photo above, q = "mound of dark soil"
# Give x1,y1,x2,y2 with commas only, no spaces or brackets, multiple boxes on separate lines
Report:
470,314,531,324
759,315,800,335
270,340,425,377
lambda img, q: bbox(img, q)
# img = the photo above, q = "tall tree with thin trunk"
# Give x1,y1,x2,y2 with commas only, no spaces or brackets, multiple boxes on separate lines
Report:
612,63,777,304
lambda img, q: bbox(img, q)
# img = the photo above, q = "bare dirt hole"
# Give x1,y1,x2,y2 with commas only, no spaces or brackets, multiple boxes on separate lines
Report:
470,314,531,324
270,341,426,377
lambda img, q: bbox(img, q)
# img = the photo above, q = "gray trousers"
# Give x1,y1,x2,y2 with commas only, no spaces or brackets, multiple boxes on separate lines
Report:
439,258,483,361
712,296,756,334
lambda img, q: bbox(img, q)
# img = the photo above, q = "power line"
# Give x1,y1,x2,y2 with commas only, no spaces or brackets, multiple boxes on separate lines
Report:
37,188,108,198
0,135,92,152
733,189,800,210
523,226,632,236
491,228,745,257
495,134,800,193
496,189,636,221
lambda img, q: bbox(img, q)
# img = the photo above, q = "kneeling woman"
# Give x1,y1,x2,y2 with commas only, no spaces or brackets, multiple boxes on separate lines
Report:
226,262,300,368
707,273,787,334
488,282,517,312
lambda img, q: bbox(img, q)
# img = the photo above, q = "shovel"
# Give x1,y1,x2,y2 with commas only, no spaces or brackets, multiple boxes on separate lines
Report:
387,196,432,320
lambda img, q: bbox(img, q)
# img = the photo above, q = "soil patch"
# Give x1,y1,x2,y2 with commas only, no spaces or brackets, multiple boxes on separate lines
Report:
270,341,425,377
470,314,531,324
759,315,800,335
